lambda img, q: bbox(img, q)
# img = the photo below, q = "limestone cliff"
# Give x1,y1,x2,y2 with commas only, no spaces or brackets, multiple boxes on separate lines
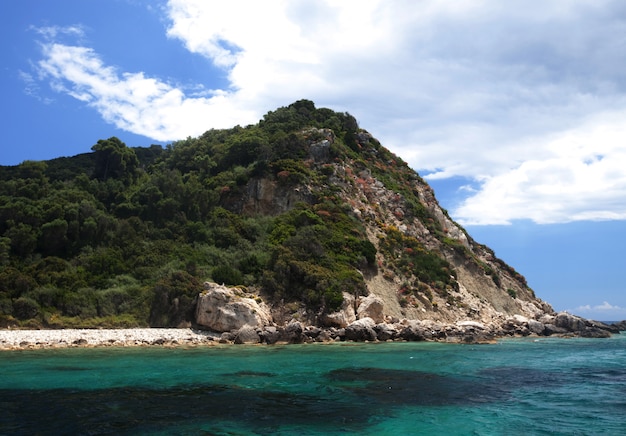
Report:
214,103,554,329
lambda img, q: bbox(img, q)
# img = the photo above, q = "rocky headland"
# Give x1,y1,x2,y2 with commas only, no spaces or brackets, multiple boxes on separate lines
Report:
3,282,619,350
192,282,620,345
1,101,620,348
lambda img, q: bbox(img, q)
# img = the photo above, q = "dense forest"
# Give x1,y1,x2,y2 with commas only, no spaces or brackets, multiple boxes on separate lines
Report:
1,100,409,328
1,100,533,329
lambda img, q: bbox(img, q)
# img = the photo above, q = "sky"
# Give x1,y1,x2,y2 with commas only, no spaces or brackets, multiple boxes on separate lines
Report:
2,0,626,320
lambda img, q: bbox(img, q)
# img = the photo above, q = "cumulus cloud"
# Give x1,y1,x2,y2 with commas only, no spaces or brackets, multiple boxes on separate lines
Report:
31,1,626,224
574,301,623,312
34,39,257,141
453,111,626,224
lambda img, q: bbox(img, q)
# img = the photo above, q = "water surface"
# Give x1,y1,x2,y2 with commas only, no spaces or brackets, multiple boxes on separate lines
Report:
1,336,625,435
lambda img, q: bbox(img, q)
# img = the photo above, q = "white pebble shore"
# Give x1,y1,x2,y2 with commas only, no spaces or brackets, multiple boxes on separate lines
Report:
0,328,221,350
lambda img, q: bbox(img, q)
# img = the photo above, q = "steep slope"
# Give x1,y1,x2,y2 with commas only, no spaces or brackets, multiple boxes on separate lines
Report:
0,100,556,332
220,116,552,326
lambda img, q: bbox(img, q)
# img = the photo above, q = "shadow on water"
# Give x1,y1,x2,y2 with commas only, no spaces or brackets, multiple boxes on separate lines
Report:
1,385,370,435
0,366,568,435
327,367,511,406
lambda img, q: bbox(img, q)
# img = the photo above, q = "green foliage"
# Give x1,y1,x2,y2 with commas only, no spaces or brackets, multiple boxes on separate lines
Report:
379,226,455,292
92,137,139,184
149,271,201,327
263,203,371,313
13,296,40,320
0,100,480,326
211,265,243,286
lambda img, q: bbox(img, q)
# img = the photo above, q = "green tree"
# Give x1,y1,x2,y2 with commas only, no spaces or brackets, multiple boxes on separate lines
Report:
5,223,39,257
92,137,139,184
40,218,69,256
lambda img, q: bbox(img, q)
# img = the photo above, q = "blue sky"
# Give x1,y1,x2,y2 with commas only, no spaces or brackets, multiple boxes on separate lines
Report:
2,0,626,320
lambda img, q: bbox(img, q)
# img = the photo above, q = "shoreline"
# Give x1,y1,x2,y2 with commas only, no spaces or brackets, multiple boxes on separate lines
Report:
0,327,505,350
0,328,223,350
1,317,621,350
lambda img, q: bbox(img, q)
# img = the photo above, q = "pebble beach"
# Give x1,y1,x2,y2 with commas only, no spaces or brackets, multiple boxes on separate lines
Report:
0,328,222,350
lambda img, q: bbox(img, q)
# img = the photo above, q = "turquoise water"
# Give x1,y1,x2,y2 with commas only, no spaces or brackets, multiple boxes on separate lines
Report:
1,336,625,435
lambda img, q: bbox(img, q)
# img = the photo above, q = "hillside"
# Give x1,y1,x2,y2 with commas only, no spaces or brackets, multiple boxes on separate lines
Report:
1,100,606,339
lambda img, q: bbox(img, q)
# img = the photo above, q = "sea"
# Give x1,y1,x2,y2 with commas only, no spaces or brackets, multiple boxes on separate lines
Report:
1,335,625,435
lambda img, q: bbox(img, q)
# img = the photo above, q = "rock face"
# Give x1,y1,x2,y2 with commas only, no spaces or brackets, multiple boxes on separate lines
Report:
191,104,618,342
499,312,615,338
233,325,261,344
345,318,377,342
192,281,618,344
613,320,626,331
195,283,272,332
356,295,385,323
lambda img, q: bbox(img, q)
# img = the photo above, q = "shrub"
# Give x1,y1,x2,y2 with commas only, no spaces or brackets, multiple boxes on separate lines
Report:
13,296,40,320
211,265,243,286
149,271,201,327
0,297,13,315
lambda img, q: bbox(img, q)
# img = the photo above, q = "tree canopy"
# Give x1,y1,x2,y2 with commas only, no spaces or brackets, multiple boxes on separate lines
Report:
0,101,384,327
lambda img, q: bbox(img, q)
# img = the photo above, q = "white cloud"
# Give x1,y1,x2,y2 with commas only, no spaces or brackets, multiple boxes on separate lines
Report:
574,301,623,312
31,24,86,40
35,41,257,141
452,111,626,224
570,301,626,320
31,2,626,224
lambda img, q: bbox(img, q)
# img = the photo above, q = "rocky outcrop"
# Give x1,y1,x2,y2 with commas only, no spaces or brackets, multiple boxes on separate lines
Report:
345,317,377,341
356,295,385,323
195,283,272,332
193,280,618,344
233,325,261,344
613,320,626,331
499,312,616,338
2,309,619,350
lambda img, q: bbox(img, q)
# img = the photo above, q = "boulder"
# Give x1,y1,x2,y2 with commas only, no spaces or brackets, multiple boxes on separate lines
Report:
280,321,305,344
195,283,272,332
356,295,385,323
538,314,556,325
374,323,398,341
304,326,322,340
580,327,611,338
554,312,585,332
398,321,427,341
512,315,529,325
219,331,236,343
585,319,620,334
543,323,567,336
234,325,260,344
321,293,356,328
316,329,335,342
259,326,281,345
345,317,377,342
527,319,546,335
456,320,486,330
613,320,626,331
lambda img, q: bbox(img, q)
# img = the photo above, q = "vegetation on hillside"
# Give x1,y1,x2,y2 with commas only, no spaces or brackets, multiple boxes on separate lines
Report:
1,99,516,328
0,100,388,327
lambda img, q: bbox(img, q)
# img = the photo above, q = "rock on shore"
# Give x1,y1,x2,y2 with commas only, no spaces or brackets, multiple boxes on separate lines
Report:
0,311,619,350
